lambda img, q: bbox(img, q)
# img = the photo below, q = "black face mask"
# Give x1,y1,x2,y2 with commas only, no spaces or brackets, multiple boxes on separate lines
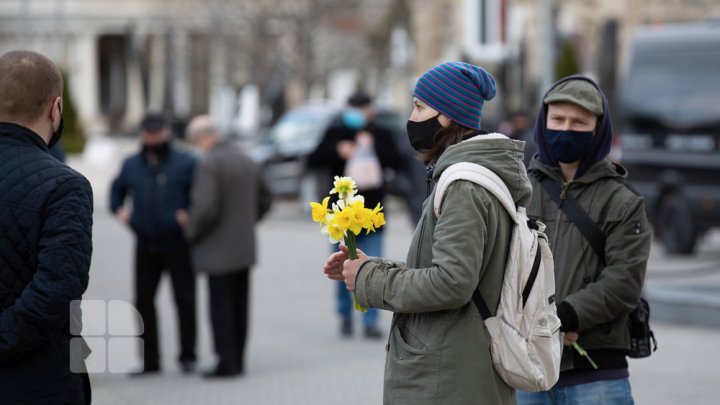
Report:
544,128,594,163
48,111,64,150
407,114,443,153
142,141,170,158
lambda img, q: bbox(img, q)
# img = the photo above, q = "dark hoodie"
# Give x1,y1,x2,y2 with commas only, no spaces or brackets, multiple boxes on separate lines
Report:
533,75,613,179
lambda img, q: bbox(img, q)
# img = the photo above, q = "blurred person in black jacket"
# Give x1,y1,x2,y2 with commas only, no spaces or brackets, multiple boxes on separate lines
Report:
308,92,401,339
109,111,197,375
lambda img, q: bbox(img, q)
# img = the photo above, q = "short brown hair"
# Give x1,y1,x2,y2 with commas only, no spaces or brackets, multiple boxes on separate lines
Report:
0,50,63,123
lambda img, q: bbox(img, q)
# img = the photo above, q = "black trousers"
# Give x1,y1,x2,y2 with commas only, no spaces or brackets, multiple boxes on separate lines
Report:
135,239,197,369
208,270,250,373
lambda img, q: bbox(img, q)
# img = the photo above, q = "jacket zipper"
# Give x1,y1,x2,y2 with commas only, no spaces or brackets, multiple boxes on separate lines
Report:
414,219,427,267
425,165,433,197
560,181,569,200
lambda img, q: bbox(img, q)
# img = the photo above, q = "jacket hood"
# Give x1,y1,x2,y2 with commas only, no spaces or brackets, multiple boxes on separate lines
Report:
532,75,613,179
434,133,532,207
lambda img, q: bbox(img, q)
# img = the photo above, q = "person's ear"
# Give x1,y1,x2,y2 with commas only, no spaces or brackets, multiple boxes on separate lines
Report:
437,114,452,128
52,96,63,122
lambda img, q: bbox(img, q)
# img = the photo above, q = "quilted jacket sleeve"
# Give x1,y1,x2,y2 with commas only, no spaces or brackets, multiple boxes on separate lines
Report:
0,176,93,364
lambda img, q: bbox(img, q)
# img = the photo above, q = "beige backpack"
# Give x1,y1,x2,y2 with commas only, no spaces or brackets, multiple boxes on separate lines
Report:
434,161,562,392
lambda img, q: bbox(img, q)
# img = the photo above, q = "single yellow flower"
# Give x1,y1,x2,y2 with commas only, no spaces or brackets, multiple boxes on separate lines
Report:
309,196,330,224
324,223,346,244
350,205,373,233
371,203,385,228
372,211,385,228
343,205,365,236
332,207,353,231
362,207,376,233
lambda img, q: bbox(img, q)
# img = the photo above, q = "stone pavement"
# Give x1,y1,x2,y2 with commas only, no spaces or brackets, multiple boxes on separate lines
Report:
70,136,720,404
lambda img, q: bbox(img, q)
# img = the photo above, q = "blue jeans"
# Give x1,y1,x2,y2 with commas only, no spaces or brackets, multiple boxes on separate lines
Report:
336,230,382,327
517,378,634,405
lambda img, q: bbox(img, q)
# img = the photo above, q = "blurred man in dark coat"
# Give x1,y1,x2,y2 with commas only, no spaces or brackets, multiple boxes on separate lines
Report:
180,115,272,377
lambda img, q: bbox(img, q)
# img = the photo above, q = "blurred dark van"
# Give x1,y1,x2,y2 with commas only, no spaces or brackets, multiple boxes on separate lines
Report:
618,22,720,254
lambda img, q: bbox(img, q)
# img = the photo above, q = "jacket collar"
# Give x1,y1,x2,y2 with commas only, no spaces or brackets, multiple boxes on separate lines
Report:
0,122,50,151
529,156,626,185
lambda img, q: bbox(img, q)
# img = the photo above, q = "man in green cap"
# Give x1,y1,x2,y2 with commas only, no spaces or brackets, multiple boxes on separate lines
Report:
518,75,651,404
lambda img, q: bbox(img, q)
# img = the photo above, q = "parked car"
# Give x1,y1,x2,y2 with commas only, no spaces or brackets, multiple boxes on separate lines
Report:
617,22,720,254
250,100,426,219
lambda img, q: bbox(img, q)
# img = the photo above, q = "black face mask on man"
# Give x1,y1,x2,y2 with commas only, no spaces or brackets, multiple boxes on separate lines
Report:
142,141,170,158
48,107,64,149
406,114,443,153
544,128,594,163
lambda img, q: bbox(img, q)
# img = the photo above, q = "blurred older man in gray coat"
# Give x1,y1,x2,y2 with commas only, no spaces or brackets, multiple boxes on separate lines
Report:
179,115,272,378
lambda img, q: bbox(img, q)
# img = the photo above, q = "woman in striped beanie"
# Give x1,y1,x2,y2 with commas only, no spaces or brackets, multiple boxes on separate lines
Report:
407,61,497,163
323,61,531,404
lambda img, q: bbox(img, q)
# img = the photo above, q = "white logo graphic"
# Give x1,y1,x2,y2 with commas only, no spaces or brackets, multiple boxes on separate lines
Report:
70,300,144,373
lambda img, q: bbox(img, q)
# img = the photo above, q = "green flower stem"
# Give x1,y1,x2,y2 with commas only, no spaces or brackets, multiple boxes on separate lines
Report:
345,232,358,260
344,232,367,313
571,341,598,369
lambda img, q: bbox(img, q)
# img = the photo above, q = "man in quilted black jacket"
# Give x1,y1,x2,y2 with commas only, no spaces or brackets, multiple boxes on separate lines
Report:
0,50,93,404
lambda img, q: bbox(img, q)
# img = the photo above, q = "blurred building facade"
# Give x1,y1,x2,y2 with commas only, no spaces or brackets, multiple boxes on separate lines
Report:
2,0,719,136
0,0,398,136
407,0,720,125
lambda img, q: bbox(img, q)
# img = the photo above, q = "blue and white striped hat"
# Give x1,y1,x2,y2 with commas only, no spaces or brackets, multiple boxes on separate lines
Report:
413,61,497,130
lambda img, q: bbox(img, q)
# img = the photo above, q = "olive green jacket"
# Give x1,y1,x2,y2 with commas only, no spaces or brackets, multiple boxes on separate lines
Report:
527,157,651,371
355,134,531,405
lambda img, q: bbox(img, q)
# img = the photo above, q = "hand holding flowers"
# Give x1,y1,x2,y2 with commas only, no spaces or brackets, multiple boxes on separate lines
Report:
322,244,368,292
311,176,385,312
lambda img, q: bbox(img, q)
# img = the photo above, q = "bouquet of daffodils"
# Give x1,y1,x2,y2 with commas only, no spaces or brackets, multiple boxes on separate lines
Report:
310,176,385,311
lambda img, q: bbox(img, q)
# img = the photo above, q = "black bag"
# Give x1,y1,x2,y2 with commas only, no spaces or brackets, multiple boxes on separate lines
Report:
627,297,658,358
536,173,658,358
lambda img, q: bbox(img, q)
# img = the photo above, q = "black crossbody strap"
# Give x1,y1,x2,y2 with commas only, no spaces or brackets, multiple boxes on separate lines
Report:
472,289,492,320
537,174,606,266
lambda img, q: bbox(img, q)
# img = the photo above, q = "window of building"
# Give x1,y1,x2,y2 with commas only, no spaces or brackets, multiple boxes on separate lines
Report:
463,0,507,61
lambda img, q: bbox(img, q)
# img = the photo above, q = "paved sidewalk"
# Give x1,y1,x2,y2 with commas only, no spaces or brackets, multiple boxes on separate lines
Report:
70,137,720,404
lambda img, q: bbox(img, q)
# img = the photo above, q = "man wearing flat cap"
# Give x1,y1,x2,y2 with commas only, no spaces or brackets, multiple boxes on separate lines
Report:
110,111,198,375
518,76,651,403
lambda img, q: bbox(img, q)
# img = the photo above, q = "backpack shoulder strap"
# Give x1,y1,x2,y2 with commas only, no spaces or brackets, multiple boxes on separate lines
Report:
434,162,517,221
533,171,606,266
434,162,523,321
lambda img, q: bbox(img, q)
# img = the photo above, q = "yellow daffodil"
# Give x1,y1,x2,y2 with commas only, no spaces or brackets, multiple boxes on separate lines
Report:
373,211,385,229
341,205,362,235
332,207,353,232
321,222,346,244
309,196,330,224
310,176,385,313
372,203,385,229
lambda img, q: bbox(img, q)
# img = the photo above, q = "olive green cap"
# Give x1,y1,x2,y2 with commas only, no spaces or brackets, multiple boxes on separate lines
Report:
543,79,604,116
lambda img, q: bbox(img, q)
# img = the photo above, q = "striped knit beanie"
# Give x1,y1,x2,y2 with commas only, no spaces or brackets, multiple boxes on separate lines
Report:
413,61,497,130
